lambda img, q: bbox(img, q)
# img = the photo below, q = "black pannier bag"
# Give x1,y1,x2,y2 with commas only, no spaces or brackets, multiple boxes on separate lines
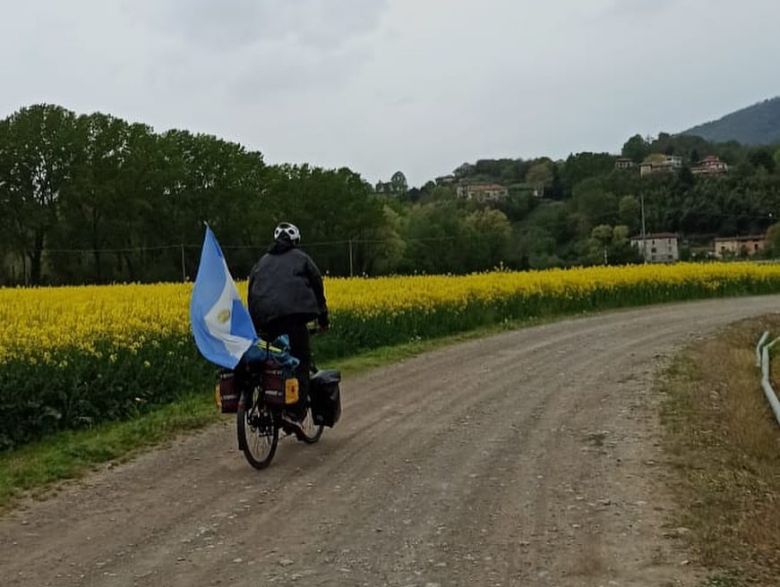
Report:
310,369,342,427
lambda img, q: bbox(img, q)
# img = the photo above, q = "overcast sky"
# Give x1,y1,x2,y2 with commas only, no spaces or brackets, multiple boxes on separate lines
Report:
2,0,779,186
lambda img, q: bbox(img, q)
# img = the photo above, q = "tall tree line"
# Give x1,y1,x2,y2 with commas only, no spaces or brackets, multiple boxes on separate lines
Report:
4,104,780,286
0,105,390,284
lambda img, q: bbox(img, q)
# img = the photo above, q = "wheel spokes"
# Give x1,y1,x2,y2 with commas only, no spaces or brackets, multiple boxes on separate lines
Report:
246,407,274,460
300,409,316,436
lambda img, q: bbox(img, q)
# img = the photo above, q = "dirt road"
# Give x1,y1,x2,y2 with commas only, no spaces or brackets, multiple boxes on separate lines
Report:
2,297,778,587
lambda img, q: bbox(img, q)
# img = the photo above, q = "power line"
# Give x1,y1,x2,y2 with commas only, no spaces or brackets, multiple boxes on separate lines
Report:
40,236,459,255
44,244,190,254
22,207,780,256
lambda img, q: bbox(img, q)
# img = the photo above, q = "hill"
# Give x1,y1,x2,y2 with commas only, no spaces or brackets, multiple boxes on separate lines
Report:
683,97,780,145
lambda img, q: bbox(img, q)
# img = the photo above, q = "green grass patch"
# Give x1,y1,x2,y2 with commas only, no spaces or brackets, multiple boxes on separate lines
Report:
0,392,218,510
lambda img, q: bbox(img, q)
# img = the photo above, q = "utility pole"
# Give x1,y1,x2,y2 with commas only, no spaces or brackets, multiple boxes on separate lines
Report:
348,239,354,277
640,192,647,264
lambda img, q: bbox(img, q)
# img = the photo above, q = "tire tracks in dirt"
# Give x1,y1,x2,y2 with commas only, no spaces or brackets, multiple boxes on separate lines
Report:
2,296,779,586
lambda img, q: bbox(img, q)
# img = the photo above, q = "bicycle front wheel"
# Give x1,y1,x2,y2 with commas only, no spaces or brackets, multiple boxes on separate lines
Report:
296,405,324,444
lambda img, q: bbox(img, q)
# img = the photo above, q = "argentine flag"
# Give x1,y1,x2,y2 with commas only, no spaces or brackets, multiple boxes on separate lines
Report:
190,227,258,369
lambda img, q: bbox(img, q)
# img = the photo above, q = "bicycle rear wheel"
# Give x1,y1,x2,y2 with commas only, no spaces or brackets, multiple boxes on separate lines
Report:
237,388,278,469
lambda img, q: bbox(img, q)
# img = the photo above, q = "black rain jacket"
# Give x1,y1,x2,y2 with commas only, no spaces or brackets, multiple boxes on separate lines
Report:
247,239,327,329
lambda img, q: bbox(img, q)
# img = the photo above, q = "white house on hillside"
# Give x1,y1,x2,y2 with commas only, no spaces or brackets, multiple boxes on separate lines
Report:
630,233,679,263
456,183,509,202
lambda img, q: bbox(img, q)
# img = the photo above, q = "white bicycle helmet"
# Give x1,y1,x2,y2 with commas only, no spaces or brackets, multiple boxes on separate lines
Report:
274,222,301,244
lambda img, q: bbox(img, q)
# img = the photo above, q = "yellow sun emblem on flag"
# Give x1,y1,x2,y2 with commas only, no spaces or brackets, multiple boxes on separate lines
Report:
217,309,231,324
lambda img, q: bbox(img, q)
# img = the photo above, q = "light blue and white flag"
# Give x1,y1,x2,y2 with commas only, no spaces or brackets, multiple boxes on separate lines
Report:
190,227,258,369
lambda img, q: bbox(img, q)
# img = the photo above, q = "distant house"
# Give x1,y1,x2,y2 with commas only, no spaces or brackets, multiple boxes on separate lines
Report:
456,182,509,202
640,155,683,177
713,235,766,258
668,155,683,168
630,233,680,263
691,155,728,176
615,157,636,170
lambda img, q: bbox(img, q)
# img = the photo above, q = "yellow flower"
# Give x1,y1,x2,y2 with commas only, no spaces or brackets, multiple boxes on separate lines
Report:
1,263,780,366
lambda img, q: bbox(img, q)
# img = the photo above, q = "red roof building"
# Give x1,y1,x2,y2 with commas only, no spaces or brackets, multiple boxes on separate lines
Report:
692,155,728,176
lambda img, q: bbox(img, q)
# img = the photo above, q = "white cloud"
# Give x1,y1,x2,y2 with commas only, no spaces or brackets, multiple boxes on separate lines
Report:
1,0,779,186
125,0,389,50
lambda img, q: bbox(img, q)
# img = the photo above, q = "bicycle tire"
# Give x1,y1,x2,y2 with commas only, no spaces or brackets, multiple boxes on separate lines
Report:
296,406,325,444
237,390,279,470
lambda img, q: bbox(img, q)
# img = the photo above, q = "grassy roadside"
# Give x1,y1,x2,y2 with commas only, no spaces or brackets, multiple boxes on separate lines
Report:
0,316,546,512
659,316,780,586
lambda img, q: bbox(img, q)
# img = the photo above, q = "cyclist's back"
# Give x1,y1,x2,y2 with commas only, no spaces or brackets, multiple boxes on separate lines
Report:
247,223,328,420
248,241,323,329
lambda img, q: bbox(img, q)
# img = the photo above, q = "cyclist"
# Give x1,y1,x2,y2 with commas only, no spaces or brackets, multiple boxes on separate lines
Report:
247,222,329,421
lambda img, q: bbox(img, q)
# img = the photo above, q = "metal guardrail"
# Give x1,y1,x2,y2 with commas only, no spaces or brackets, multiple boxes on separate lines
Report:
756,331,780,427
755,331,769,367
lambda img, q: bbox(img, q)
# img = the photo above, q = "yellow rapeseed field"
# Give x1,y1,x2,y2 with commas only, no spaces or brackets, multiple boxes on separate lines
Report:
1,262,780,362
3,262,780,447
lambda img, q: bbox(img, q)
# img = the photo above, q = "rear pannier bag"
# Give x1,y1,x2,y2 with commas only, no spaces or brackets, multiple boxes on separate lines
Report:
310,369,342,427
262,363,300,407
216,370,240,414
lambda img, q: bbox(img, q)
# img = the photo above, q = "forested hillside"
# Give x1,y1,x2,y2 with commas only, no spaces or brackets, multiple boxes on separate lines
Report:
397,132,780,269
2,104,780,286
684,97,780,145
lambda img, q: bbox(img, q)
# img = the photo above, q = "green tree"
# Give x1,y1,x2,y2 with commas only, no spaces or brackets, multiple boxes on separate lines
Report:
158,129,268,280
766,222,780,256
462,208,511,270
497,191,535,222
618,195,640,233
587,224,614,264
262,164,385,276
586,224,639,265
0,104,80,284
365,206,406,274
622,134,650,163
572,180,618,225
53,113,160,282
609,225,642,264
424,185,456,203
612,224,630,242
677,166,695,188
390,171,408,195
748,148,776,174
399,202,467,274
561,153,615,190
510,225,560,269
526,162,553,198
